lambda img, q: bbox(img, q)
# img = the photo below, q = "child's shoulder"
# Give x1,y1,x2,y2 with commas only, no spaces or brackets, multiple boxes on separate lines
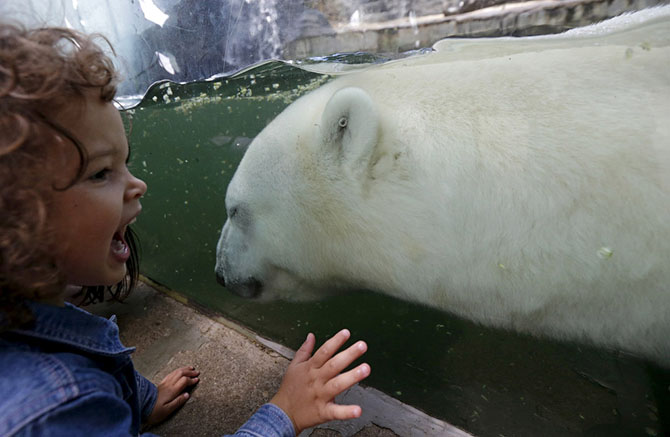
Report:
0,336,123,436
0,306,131,436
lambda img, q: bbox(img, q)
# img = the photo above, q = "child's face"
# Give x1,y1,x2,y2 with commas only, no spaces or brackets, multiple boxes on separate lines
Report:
48,92,147,287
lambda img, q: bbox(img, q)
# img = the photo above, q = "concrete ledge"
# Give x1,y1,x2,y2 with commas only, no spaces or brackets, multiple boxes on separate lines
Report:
305,385,472,437
88,280,466,436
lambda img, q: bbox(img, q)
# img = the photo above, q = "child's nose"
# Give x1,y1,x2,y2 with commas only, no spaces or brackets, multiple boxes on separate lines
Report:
126,172,147,201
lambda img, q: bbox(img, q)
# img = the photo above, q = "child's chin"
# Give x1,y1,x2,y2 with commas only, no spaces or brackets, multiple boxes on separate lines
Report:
99,264,128,287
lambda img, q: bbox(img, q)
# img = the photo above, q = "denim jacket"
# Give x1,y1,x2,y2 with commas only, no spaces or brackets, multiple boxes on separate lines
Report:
0,301,295,437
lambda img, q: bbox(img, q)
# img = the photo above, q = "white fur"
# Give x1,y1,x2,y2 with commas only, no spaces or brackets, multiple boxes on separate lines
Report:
216,7,670,366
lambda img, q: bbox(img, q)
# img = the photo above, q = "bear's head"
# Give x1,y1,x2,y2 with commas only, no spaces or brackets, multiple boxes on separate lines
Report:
215,84,425,302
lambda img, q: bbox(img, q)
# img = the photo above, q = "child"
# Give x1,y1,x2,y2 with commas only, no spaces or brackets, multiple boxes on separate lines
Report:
0,23,370,436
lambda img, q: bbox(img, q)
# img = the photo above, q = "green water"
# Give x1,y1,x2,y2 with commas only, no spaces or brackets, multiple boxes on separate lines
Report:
125,61,668,437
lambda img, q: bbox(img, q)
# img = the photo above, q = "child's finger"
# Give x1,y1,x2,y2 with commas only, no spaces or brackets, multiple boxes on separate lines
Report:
162,366,198,384
161,375,199,398
321,340,367,378
291,332,316,364
311,329,350,368
325,404,363,422
181,368,200,378
178,366,199,377
325,363,370,398
177,375,199,391
163,391,191,412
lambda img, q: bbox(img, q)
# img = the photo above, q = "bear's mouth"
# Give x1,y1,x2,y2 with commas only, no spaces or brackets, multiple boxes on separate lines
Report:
216,274,263,299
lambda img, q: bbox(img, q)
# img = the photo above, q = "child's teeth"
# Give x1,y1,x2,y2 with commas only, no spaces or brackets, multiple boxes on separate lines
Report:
112,239,126,253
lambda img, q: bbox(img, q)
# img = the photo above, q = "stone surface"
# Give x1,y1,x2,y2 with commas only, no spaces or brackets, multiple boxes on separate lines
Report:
89,282,286,436
288,0,668,57
88,281,455,436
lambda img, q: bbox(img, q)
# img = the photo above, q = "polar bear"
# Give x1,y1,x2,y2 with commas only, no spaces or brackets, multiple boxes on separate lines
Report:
215,7,670,366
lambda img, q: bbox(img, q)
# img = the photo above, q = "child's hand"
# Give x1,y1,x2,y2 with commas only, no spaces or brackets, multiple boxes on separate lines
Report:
270,329,370,434
146,366,200,425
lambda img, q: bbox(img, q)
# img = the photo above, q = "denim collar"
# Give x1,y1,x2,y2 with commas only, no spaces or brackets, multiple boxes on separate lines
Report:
10,301,134,357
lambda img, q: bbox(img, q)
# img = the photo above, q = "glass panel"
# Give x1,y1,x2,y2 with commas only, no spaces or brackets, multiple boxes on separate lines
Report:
124,55,668,434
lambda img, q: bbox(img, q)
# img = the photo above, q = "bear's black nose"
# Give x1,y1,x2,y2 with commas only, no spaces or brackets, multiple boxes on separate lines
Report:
215,273,226,287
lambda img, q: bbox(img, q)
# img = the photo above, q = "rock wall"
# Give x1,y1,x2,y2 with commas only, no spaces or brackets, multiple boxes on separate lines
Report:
293,0,669,58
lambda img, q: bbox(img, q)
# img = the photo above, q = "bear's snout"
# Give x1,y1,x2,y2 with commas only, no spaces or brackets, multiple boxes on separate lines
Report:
215,272,227,287
216,273,263,299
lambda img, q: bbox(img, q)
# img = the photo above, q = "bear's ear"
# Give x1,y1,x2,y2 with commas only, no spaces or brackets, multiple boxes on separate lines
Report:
320,87,379,172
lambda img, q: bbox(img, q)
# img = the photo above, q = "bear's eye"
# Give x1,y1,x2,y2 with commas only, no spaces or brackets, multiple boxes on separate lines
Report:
227,204,251,229
338,116,348,129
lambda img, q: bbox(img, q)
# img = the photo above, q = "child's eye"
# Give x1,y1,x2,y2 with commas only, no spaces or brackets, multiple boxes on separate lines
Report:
89,168,111,181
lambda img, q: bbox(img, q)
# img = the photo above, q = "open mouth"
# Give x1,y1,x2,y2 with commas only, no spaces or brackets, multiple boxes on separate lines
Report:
111,230,130,261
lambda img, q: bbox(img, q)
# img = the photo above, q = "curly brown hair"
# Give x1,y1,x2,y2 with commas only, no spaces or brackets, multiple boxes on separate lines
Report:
0,23,140,330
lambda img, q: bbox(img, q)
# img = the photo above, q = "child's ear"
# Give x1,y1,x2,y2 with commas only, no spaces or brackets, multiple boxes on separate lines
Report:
319,87,379,175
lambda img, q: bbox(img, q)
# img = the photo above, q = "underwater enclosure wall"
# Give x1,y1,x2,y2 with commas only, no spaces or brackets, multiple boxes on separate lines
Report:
124,60,668,436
